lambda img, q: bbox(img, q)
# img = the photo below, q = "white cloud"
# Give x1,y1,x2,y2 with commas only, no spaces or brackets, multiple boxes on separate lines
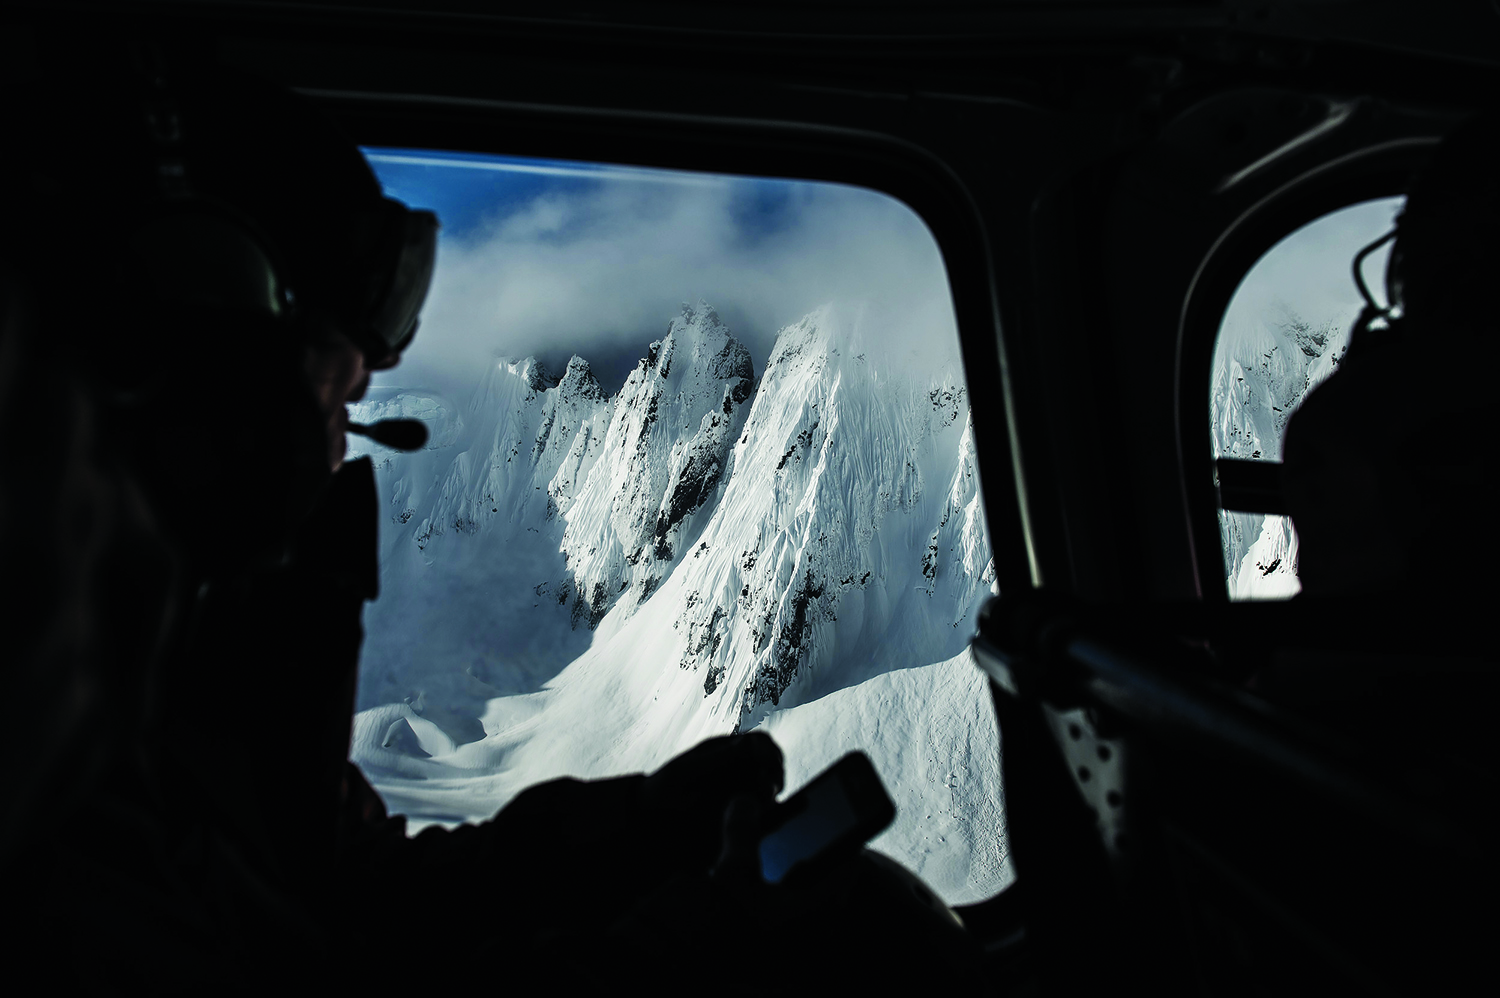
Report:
376,171,960,395
1221,196,1404,345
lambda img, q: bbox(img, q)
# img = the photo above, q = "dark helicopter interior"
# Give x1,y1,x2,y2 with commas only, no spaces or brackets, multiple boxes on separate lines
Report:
6,1,1498,993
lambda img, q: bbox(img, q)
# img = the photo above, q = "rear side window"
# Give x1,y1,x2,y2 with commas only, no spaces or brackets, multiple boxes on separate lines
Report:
348,148,1012,903
1210,197,1404,600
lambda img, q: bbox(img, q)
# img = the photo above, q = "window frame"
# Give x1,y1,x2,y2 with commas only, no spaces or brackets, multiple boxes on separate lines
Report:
1175,141,1438,604
330,107,1027,903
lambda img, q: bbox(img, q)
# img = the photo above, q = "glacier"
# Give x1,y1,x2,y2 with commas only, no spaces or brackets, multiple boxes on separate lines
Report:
348,301,1010,903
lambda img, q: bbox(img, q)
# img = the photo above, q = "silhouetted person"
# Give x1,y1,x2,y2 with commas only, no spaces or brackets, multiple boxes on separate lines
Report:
1283,114,1500,601
3,52,973,993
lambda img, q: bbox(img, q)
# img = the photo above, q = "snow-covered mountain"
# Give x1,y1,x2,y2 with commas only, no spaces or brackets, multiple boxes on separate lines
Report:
347,301,1008,902
1211,303,1350,599
557,301,755,626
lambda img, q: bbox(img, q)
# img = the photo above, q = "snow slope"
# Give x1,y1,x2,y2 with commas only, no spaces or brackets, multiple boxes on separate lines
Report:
348,301,1007,902
1210,303,1349,599
758,650,1011,904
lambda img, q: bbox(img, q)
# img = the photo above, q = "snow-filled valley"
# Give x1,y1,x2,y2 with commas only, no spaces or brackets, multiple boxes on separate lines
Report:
348,302,1010,903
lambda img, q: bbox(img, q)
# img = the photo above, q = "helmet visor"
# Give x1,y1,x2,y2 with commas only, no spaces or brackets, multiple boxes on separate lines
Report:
363,202,438,360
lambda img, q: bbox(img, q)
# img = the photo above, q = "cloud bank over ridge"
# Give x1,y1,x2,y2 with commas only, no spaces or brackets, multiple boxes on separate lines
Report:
366,153,961,393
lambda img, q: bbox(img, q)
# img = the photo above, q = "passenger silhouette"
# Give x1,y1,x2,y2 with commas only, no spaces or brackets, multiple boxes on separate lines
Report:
1283,114,1500,599
3,54,971,992
1268,113,1500,847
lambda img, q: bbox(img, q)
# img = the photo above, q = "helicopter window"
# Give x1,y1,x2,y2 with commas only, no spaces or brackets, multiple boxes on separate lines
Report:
1210,196,1405,600
345,147,1012,904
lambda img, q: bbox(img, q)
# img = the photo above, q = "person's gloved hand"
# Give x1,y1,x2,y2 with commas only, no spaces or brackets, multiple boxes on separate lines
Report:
465,735,982,991
448,732,784,944
594,774,986,996
637,731,784,876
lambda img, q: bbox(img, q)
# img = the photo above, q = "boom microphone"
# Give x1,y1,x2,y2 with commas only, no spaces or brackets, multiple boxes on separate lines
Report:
347,418,428,451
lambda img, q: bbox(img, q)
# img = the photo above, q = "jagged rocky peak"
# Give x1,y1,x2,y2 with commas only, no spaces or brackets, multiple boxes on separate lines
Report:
531,360,608,469
519,357,560,394
555,355,605,404
646,303,993,730
556,300,758,628
655,300,755,395
758,305,854,391
478,355,558,409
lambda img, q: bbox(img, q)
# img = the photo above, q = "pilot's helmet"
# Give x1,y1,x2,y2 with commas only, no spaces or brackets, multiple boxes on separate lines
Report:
111,67,439,373
35,61,440,566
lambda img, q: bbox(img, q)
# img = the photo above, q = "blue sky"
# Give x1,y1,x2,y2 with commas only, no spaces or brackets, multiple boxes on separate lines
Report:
366,150,603,241
360,147,957,395
366,148,800,249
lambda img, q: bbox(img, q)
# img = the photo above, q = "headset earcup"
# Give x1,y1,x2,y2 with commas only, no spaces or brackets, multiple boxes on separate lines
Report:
130,211,287,320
